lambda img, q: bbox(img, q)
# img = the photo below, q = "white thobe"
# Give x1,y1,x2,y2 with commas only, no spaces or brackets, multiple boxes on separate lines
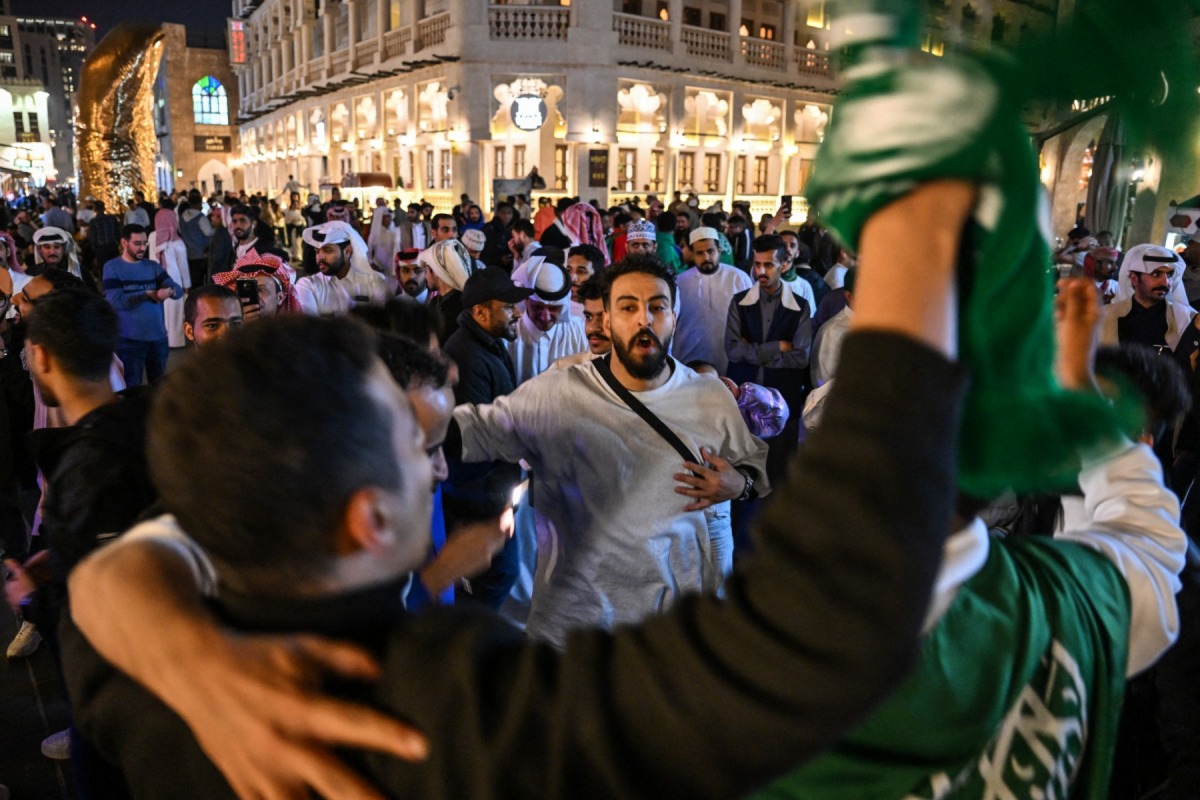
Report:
505,313,589,386
811,305,853,387
674,265,753,375
295,269,389,316
454,358,770,647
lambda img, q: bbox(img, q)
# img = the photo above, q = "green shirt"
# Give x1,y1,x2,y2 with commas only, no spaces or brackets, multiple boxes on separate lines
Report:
754,535,1130,800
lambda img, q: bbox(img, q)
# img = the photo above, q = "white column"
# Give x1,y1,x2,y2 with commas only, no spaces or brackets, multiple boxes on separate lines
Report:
411,0,425,49
729,0,744,64
781,0,796,68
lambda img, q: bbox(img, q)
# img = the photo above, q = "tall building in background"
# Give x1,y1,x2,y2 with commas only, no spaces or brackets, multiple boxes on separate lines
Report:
227,0,1059,213
14,15,95,186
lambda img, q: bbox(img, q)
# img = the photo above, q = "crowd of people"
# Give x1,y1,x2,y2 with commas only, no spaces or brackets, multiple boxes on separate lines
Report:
0,159,1194,798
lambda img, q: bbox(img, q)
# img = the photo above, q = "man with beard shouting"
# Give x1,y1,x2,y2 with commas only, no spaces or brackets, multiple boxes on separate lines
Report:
448,255,769,647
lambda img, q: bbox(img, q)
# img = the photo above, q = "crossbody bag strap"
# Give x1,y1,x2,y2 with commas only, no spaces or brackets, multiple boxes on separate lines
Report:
593,355,700,466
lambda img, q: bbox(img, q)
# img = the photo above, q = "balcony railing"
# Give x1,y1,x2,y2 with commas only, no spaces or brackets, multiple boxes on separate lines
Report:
383,26,411,60
356,39,379,63
416,12,450,49
742,38,784,70
330,48,350,74
794,46,832,77
681,25,730,61
612,12,670,51
488,5,570,41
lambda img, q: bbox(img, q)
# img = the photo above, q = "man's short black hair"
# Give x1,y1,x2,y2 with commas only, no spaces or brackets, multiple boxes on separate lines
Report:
577,275,605,304
184,284,238,326
600,254,677,308
431,213,455,228
121,224,147,241
1095,344,1192,444
147,316,402,591
494,202,515,214
752,234,789,265
568,244,605,275
613,212,632,228
376,333,451,390
726,215,747,229
231,204,257,220
350,298,442,347
701,211,727,228
511,219,535,238
26,289,117,382
778,231,813,265
843,267,857,294
38,270,85,293
654,210,677,233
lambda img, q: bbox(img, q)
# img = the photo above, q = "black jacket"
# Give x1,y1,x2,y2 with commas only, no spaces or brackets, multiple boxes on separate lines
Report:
69,333,964,799
441,313,521,521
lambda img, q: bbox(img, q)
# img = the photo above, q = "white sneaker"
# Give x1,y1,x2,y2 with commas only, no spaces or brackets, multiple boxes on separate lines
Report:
6,620,41,658
41,728,71,760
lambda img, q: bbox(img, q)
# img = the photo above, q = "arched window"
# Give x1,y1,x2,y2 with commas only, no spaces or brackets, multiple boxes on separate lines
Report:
193,76,228,126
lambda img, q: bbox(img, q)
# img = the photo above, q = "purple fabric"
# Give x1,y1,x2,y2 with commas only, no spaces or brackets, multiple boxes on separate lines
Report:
737,382,790,439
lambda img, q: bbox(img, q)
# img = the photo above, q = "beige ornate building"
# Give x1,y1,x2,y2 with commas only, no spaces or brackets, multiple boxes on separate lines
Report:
230,0,1059,213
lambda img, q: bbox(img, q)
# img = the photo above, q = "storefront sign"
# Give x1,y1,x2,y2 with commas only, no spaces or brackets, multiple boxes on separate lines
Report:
195,136,232,153
588,149,608,188
510,94,548,132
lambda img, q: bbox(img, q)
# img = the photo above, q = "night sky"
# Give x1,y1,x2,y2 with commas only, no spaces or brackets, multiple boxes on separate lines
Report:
11,0,230,38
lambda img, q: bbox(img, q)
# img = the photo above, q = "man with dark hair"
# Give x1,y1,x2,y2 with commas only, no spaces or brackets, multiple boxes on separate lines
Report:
653,210,682,273
430,213,458,244
777,229,822,309
441,267,533,606
5,287,156,765
726,214,753,271
567,244,605,315
509,218,539,269
101,224,182,386
481,203,516,269
183,285,243,348
727,234,814,498
445,255,766,644
178,190,214,289
229,205,259,262
398,203,432,252
88,200,121,273
675,227,753,375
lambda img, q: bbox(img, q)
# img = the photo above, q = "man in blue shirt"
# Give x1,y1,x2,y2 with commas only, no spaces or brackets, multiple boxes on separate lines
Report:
102,224,181,386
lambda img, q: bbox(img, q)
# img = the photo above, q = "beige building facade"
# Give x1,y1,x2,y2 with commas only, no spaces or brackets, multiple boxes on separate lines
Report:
230,0,1059,214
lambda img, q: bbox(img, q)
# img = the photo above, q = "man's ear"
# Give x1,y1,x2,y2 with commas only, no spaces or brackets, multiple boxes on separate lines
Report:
339,487,394,555
26,342,51,378
183,322,195,343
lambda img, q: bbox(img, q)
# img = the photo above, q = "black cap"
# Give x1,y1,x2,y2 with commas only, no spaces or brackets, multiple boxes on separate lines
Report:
462,267,534,308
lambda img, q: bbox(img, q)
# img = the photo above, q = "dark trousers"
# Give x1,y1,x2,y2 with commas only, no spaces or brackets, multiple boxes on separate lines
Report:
117,338,169,387
187,258,208,289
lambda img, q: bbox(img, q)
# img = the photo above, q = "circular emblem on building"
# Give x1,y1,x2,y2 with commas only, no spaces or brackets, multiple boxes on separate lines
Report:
511,94,548,132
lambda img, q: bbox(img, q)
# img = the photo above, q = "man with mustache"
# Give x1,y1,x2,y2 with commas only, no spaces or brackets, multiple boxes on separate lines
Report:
449,256,768,646
395,248,428,303
674,227,753,375
1100,245,1195,352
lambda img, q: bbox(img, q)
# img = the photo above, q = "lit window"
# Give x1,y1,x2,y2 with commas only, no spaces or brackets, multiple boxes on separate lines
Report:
193,76,229,125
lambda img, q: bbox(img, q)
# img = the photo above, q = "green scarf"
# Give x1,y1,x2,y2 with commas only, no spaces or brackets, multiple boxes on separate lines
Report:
805,0,1199,497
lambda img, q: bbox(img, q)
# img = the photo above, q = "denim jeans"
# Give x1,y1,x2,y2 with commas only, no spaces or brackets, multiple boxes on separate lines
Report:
117,337,169,386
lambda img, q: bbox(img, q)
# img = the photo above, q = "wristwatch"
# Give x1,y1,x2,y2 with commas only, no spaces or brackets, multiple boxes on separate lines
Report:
736,469,755,502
